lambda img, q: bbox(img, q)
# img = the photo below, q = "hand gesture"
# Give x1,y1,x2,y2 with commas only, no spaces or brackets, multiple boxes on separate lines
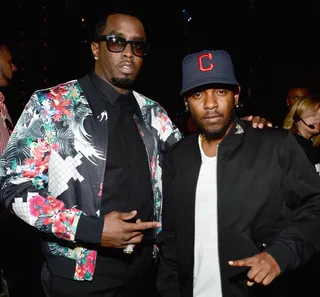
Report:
100,210,161,249
241,115,273,129
229,252,281,286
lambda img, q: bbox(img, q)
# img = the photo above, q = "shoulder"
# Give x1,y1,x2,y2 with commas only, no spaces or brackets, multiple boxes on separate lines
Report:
244,125,303,160
31,79,81,101
133,90,183,140
133,91,168,114
245,124,291,144
164,133,198,159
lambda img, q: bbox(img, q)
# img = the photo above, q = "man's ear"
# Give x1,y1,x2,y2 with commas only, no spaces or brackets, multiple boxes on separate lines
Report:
91,42,99,60
184,99,189,111
234,85,241,106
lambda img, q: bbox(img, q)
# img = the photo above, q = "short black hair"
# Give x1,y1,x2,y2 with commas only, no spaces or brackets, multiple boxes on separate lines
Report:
92,6,146,42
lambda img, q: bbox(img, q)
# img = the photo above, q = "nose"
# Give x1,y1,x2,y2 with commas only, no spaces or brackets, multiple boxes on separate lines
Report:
204,92,218,109
12,63,17,72
121,42,134,59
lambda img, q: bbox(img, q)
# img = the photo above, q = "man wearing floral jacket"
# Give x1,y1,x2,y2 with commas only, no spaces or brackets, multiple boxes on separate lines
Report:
0,9,181,297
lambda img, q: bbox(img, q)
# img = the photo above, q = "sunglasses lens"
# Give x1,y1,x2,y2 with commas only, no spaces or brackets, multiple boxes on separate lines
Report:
132,41,147,57
106,36,126,52
104,36,147,57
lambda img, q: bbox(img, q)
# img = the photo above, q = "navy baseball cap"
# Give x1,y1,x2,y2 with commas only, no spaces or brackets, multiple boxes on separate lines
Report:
180,49,239,95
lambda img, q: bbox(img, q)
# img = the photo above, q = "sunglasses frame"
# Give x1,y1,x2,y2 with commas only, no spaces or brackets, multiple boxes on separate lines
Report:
99,35,148,57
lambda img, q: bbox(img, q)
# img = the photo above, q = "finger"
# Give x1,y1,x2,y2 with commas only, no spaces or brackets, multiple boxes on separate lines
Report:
247,265,263,281
251,269,267,285
127,234,144,245
120,233,143,248
246,115,253,121
251,116,261,123
258,118,267,129
120,243,137,249
136,218,141,223
266,121,273,127
119,210,137,221
261,272,277,286
247,280,255,286
123,230,143,241
228,259,253,267
130,221,161,231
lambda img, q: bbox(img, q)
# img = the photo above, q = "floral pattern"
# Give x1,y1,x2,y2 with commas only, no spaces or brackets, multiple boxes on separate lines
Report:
0,80,182,281
30,194,82,241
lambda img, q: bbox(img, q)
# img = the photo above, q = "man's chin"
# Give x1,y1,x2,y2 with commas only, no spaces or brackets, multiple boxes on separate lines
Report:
200,122,233,140
111,77,134,89
201,129,226,140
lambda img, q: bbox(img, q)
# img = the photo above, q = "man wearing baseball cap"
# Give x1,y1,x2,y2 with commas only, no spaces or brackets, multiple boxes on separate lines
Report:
157,49,320,297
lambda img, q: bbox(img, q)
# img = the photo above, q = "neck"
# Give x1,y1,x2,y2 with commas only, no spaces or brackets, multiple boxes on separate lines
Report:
200,134,221,157
297,123,312,140
94,67,130,95
200,122,235,157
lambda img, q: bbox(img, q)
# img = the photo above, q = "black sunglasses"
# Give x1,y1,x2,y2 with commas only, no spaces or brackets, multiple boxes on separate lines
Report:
99,35,148,57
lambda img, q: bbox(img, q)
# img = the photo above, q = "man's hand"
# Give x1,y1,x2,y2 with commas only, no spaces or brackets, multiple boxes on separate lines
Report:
100,210,161,249
241,115,273,129
228,252,281,286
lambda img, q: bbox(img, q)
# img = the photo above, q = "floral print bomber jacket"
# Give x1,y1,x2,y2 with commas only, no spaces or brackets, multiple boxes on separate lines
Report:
0,75,182,281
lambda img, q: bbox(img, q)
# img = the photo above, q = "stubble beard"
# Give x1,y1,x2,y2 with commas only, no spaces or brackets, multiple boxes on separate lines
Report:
111,77,134,90
198,111,235,141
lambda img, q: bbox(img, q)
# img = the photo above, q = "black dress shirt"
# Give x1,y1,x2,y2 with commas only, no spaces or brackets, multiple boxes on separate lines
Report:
76,72,153,244
50,74,158,296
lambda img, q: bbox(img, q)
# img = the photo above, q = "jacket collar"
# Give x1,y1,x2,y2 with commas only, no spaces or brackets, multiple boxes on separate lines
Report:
78,74,107,117
217,117,247,156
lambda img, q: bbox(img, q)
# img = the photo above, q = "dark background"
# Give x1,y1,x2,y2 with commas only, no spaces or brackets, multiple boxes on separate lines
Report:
1,0,320,125
0,1,320,296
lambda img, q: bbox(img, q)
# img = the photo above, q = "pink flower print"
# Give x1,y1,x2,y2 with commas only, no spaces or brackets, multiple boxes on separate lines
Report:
51,98,72,121
75,250,97,280
52,219,68,238
29,195,46,217
98,183,102,197
150,156,156,179
29,195,65,218
50,143,59,151
158,112,169,133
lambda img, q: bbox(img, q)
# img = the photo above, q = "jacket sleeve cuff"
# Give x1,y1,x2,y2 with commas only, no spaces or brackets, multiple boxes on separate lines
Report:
75,215,104,245
160,288,181,297
266,240,296,273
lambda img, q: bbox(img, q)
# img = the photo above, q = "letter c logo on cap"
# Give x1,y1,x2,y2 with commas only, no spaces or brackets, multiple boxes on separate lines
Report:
198,53,214,72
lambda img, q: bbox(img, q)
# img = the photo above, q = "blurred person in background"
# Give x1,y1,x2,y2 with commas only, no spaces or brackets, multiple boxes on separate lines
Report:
282,94,320,297
283,94,320,172
0,43,17,155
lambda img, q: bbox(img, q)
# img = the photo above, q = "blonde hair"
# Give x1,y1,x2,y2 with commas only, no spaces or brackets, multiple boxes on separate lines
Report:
283,95,320,146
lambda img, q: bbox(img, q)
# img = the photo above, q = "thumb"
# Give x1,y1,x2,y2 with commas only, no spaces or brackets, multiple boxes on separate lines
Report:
119,210,137,221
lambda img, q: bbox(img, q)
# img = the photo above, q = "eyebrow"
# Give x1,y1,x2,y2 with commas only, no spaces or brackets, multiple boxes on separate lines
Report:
106,30,146,41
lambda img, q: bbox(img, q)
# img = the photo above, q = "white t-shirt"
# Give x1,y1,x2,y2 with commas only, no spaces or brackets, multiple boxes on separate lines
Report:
193,136,222,297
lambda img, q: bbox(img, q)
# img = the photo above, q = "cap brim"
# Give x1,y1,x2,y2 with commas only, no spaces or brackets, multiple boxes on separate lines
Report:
181,77,239,95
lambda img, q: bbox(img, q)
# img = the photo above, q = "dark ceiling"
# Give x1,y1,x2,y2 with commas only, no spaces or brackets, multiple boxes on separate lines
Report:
1,0,320,123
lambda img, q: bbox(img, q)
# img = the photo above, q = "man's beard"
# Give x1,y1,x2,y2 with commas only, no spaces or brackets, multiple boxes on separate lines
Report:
111,77,134,89
198,110,235,141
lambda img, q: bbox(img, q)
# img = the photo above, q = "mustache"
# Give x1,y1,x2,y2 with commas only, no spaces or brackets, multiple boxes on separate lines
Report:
202,112,224,119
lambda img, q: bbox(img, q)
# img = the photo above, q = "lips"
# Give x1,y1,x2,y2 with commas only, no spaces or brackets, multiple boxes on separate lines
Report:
118,61,135,74
313,123,320,128
203,113,222,120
